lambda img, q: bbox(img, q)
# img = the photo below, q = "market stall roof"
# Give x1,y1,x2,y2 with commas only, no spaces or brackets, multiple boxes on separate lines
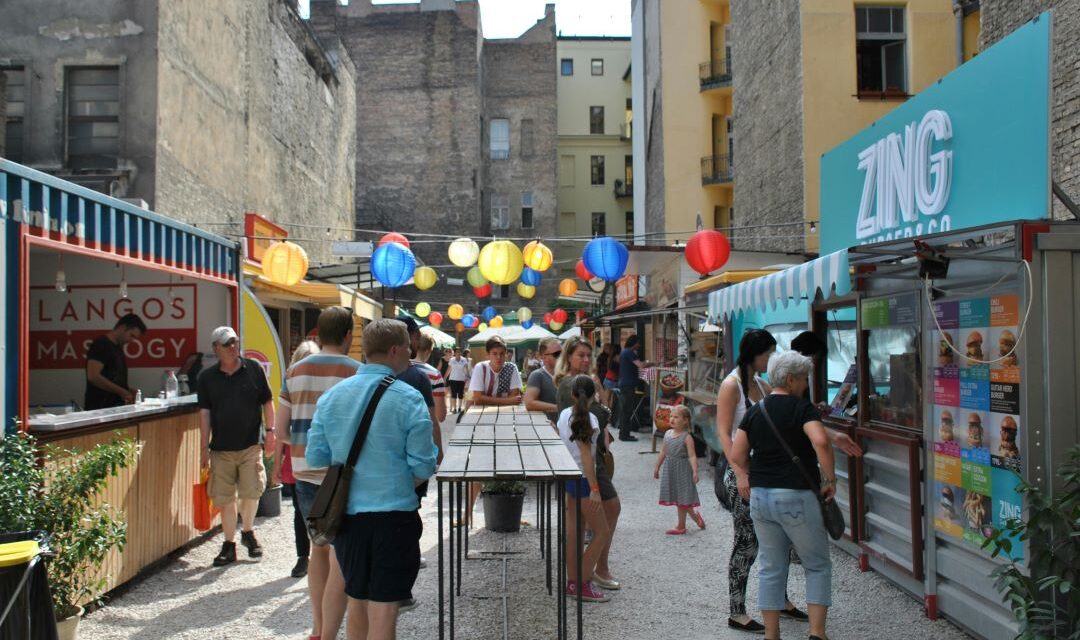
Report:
558,326,581,340
707,250,851,321
244,264,383,320
420,325,456,348
683,269,785,296
467,324,557,345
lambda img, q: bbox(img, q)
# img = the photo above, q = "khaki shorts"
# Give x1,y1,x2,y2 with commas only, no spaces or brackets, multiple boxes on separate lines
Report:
208,445,265,504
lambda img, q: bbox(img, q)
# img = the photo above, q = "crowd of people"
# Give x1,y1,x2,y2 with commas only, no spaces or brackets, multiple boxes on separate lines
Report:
193,308,861,640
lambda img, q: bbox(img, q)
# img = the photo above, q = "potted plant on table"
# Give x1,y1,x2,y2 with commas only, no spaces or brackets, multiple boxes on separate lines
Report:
0,429,139,640
481,480,526,532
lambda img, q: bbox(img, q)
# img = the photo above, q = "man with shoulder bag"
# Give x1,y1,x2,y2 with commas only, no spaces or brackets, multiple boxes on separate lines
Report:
306,320,438,640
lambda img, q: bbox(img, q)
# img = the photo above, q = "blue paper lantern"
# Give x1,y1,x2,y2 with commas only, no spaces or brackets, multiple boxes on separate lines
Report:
371,242,416,288
521,319,534,329
482,306,497,322
582,236,629,282
462,313,477,328
520,267,542,286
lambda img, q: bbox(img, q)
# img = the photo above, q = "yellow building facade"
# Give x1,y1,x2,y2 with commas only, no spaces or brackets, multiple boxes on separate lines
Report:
556,37,633,266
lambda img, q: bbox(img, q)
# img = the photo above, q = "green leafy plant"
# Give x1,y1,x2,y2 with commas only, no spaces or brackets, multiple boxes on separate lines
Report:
0,430,139,619
482,480,525,495
982,445,1080,640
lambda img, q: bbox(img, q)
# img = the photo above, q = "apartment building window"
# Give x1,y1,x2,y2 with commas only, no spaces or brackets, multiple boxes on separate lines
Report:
520,118,534,158
855,6,907,96
624,155,633,186
561,58,574,76
590,155,605,185
589,106,604,135
490,193,510,230
521,191,534,229
66,66,120,170
2,66,26,163
591,212,606,237
625,211,634,240
713,205,731,231
490,118,510,160
560,155,576,187
495,284,510,299
591,58,604,76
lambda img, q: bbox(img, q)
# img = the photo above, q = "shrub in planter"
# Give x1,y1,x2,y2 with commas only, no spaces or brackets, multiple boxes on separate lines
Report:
0,430,139,621
481,481,525,532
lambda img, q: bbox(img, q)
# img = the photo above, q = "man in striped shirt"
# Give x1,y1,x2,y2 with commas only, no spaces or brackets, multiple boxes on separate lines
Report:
274,306,361,640
414,333,448,425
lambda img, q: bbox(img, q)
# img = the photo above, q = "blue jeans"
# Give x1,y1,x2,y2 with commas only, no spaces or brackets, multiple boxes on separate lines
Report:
749,487,832,610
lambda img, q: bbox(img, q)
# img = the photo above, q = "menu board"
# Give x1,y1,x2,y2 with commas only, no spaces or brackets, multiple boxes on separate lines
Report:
930,293,1023,560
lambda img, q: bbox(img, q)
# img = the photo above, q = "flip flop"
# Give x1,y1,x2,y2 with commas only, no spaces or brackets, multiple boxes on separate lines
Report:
666,527,687,535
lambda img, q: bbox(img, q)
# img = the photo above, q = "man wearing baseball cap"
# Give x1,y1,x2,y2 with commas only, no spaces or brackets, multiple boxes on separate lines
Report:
197,325,275,567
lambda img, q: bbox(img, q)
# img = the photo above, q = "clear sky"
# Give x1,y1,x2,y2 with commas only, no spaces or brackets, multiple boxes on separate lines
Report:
299,0,632,38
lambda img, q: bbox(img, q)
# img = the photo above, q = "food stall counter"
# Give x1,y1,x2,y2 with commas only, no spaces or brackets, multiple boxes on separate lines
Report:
29,395,199,432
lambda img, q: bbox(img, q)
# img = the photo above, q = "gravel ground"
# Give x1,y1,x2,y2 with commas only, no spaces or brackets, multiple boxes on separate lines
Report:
81,421,973,639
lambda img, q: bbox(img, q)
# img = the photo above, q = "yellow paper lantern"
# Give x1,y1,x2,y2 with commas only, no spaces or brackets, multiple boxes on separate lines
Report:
522,240,554,272
477,240,524,285
448,237,480,268
517,307,532,322
558,278,578,297
478,322,488,332
448,304,464,320
262,241,309,286
490,316,504,328
516,283,535,299
413,266,437,291
550,321,564,331
415,302,431,317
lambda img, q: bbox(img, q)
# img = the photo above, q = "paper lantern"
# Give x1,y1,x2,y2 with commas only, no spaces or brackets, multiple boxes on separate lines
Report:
429,311,444,326
262,241,309,286
558,279,578,297
552,308,568,323
576,309,587,321
517,283,535,299
413,266,437,291
415,302,431,317
550,321,564,331
481,306,497,322
685,229,732,276
478,240,524,285
462,314,477,328
473,283,492,298
448,237,480,268
448,304,464,320
518,307,532,322
478,322,488,332
582,236,629,282
379,232,410,249
543,312,553,324
521,319,534,329
455,322,465,333
490,316,504,328
575,259,593,282
522,240,554,272
520,267,542,287
466,266,489,288
371,242,416,288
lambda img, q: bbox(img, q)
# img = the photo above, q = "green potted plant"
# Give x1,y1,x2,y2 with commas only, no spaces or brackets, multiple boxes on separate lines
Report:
256,452,282,518
481,480,526,532
982,444,1080,640
0,430,138,639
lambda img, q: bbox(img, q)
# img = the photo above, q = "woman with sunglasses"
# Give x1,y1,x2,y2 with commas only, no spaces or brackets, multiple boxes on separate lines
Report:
524,338,563,423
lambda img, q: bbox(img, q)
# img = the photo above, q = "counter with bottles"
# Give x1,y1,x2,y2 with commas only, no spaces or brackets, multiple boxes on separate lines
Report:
28,394,200,436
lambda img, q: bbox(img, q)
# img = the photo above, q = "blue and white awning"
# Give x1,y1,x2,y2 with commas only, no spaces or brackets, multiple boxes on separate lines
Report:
707,250,851,321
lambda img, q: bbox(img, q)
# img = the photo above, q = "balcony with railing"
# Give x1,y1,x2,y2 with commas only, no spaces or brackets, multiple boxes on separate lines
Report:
699,58,732,92
614,179,633,198
701,154,733,186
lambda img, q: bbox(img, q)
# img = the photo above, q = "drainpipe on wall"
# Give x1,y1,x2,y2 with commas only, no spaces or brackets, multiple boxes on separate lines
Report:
953,2,965,66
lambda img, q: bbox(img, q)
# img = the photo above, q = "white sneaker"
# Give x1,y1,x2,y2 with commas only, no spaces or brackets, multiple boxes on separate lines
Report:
399,598,418,613
419,556,428,568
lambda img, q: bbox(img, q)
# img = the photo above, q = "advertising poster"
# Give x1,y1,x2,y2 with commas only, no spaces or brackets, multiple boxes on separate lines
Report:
930,293,1023,560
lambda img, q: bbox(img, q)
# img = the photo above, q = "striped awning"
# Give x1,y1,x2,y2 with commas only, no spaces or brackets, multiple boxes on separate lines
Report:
707,250,851,321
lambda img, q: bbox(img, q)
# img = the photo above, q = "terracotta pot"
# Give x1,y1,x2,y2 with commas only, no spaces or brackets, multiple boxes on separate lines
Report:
55,606,83,640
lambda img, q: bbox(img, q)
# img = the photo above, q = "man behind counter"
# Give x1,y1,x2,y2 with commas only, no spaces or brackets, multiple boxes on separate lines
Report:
84,313,148,410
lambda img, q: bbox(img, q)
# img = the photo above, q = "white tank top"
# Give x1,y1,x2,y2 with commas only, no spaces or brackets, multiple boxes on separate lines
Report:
726,368,764,442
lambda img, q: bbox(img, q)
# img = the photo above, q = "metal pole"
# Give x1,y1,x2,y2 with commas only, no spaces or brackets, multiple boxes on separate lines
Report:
449,481,455,639
576,487,583,640
546,479,552,594
438,480,445,640
456,481,463,597
557,480,565,640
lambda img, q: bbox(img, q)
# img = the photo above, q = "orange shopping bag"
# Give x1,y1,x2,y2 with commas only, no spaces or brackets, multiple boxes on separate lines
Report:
193,468,221,531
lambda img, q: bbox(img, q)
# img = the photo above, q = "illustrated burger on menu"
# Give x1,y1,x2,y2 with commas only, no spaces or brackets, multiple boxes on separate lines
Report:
965,331,984,361
938,332,955,366
998,329,1018,367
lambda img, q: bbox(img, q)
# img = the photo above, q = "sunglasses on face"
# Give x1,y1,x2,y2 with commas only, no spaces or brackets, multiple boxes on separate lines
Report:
546,350,562,357
221,339,238,348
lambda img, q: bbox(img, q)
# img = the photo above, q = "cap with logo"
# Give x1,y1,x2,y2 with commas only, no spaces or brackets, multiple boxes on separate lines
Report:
210,326,239,345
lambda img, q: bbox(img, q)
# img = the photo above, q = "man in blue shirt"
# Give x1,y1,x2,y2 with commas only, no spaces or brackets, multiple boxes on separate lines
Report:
617,334,654,441
307,319,438,638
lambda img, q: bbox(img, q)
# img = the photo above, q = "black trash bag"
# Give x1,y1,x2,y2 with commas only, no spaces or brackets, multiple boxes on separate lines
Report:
0,530,59,640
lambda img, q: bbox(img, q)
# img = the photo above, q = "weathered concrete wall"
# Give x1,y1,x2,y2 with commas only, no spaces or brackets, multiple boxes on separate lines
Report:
0,0,159,198
155,0,357,264
730,0,805,253
981,0,1080,221
641,0,665,245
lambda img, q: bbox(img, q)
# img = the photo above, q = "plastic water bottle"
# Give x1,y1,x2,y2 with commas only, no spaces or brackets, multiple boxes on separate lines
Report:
135,389,143,405
165,370,179,403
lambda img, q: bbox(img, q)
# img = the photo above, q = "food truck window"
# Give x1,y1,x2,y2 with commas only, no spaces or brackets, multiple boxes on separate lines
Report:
862,293,921,430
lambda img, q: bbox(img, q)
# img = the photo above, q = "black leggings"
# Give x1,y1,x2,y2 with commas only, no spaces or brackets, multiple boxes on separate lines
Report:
288,483,310,558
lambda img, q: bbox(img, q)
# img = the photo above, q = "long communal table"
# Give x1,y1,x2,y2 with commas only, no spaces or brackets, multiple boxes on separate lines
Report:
437,405,586,640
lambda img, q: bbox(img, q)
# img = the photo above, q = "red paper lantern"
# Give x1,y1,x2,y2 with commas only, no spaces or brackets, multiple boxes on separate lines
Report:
685,229,731,276
428,311,444,326
543,312,553,325
576,309,587,321
473,283,492,298
552,308,568,323
378,232,410,249
574,259,593,281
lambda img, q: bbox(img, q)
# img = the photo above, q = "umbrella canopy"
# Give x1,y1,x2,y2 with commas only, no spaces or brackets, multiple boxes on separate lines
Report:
558,326,581,340
420,325,456,349
508,324,557,344
467,325,523,345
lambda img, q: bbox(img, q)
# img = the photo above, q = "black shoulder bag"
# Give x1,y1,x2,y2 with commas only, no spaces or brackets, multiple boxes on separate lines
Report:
306,375,395,546
756,398,846,540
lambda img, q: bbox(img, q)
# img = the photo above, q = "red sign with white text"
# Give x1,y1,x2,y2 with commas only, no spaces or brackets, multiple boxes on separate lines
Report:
30,284,198,369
